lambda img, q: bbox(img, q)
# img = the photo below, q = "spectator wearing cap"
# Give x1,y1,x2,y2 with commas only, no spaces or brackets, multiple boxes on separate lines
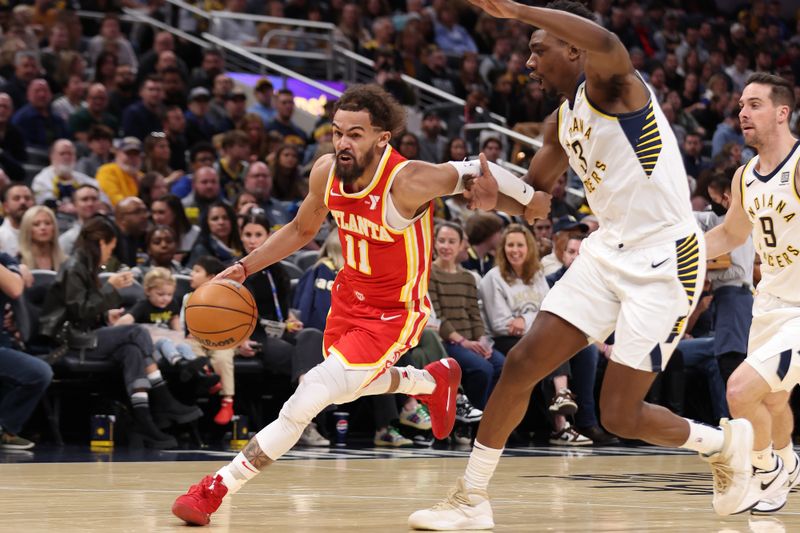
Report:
11,79,67,149
461,212,504,278
96,137,143,206
170,142,217,199
69,83,119,144
185,87,217,146
218,87,248,133
418,111,448,164
541,215,588,276
711,108,744,158
1,51,41,111
76,125,115,178
265,89,308,147
122,75,166,140
248,78,276,125
31,139,108,213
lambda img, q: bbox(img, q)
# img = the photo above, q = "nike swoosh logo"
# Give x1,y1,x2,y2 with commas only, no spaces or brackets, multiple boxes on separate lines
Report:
329,191,342,196
746,179,756,187
241,460,257,474
651,258,669,268
761,472,780,491
380,313,402,321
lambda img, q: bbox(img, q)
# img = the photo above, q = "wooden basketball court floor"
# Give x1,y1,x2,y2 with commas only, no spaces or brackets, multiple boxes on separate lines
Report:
1,445,798,532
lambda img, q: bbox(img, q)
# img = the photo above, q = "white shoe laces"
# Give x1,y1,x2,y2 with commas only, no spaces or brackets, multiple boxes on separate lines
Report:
431,485,474,512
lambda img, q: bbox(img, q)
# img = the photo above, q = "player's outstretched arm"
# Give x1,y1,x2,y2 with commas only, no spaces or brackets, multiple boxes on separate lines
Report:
216,155,332,283
705,166,753,259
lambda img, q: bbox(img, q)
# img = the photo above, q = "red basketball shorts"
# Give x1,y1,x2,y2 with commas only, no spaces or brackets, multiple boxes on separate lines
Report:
323,280,430,382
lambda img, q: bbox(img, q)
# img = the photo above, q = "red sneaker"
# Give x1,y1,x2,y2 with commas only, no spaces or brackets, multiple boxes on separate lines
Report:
414,358,462,439
214,399,234,425
172,474,228,525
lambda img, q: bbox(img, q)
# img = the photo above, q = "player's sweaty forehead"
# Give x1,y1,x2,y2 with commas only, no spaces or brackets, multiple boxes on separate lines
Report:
332,109,380,134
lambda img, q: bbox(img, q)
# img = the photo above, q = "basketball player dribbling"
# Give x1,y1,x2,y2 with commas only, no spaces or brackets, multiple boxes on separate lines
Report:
171,84,552,526
704,73,800,514
409,1,759,529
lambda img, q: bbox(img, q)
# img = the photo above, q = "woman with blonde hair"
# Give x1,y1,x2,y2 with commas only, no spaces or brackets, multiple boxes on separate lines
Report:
18,205,66,271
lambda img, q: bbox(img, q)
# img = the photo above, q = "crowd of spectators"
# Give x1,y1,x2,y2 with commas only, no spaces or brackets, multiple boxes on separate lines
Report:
0,0,797,450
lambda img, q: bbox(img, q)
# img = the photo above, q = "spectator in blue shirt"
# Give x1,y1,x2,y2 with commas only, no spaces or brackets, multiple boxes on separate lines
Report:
711,109,744,158
434,4,478,55
247,78,276,126
11,79,67,149
121,75,165,140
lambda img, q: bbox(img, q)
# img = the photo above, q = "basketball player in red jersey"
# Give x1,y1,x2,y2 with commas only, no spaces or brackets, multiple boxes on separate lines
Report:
172,84,552,526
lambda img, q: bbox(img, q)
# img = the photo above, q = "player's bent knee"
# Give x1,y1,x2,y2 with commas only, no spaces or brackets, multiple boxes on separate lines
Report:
502,344,543,390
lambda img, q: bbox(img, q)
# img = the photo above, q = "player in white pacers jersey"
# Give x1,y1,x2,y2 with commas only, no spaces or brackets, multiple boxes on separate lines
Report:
410,1,756,529
706,73,800,515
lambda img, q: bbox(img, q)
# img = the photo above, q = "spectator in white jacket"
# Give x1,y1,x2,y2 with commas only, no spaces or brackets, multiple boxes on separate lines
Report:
479,224,549,356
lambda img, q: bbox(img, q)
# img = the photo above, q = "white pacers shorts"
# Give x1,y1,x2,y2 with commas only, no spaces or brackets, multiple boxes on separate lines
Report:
745,292,800,392
541,231,706,372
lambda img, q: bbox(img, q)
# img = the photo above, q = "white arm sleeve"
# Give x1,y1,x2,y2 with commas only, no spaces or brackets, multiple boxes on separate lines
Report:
446,160,535,204
486,161,535,205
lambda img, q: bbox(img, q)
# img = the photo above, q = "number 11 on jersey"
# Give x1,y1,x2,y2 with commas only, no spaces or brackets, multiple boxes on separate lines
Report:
344,234,372,274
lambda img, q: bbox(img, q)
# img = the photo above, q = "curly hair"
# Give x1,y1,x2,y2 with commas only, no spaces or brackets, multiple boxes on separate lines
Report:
333,84,406,137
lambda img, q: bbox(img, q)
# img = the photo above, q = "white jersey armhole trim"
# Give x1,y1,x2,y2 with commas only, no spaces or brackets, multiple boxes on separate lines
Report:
381,160,427,232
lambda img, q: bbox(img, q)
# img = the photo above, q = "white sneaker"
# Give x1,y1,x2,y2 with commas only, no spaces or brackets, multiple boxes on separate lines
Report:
701,418,755,516
752,452,800,514
549,422,593,446
298,423,330,447
455,394,483,423
408,478,494,530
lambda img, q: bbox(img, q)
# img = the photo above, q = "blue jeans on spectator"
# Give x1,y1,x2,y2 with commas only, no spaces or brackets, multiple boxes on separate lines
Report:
444,343,505,410
571,345,600,429
0,347,53,434
155,338,197,364
679,336,729,422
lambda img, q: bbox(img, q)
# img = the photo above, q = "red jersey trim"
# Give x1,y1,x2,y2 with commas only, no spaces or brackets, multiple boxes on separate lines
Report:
338,145,393,199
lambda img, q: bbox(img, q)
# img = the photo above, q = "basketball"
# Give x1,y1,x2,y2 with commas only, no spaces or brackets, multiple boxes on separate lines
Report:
185,279,258,350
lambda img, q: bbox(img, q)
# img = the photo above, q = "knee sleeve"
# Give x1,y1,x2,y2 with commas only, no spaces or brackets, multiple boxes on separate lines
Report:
255,357,357,460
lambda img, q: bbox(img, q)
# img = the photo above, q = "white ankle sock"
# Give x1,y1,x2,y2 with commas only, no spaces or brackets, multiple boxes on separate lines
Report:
393,366,436,395
216,451,259,495
463,440,503,492
147,370,164,387
752,445,777,471
775,443,797,472
681,419,725,454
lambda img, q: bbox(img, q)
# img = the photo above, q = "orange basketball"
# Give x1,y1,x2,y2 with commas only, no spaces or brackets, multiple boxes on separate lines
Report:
185,279,258,350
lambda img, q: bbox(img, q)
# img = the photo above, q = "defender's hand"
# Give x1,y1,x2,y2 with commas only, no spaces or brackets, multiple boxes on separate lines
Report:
463,153,500,211
523,191,552,224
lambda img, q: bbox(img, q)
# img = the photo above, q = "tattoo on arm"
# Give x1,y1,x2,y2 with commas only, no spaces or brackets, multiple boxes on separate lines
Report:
242,438,273,470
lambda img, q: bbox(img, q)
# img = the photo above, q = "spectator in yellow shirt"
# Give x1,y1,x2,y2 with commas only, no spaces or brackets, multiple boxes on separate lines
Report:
96,137,143,206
